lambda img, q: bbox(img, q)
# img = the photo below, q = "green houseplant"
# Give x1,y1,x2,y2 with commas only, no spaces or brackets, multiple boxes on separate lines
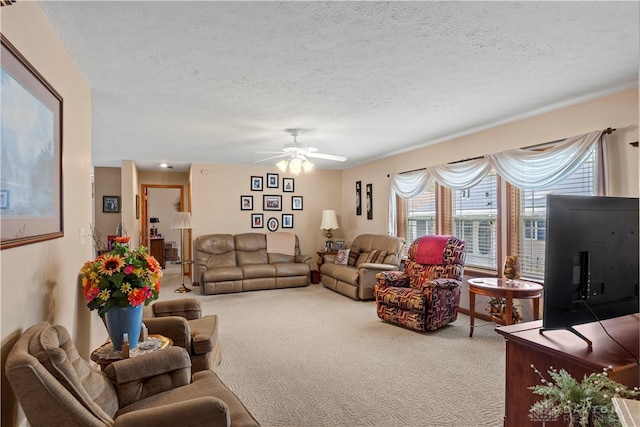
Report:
529,365,639,427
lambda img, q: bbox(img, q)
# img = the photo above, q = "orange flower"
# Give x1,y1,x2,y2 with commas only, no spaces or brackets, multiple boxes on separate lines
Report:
115,236,131,244
98,254,124,276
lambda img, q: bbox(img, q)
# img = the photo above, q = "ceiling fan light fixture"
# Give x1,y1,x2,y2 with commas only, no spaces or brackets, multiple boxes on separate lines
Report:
303,159,314,172
276,159,289,172
289,157,303,175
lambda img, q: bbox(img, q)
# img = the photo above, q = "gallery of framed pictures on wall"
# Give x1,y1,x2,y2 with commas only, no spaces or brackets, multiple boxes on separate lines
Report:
366,183,373,220
356,181,362,216
292,196,303,210
103,196,121,213
267,173,279,188
263,195,282,211
251,213,264,228
283,178,294,192
251,176,263,191
1,36,63,249
267,217,279,232
282,214,293,228
241,195,253,210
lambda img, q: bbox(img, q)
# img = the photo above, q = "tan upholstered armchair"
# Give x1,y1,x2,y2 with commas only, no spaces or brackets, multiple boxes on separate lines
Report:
143,298,221,373
5,322,259,427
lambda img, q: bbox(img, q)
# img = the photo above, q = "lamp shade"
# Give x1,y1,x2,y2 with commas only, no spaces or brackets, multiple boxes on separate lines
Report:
170,212,192,230
149,217,160,224
320,210,339,230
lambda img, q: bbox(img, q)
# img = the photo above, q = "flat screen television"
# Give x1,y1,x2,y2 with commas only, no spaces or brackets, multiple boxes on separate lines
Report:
541,194,639,346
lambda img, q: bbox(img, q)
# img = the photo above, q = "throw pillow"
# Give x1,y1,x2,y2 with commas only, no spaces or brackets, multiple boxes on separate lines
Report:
334,249,351,265
348,246,361,266
364,249,388,264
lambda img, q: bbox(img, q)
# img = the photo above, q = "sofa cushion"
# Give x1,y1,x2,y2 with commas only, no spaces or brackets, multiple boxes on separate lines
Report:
365,249,388,264
268,252,295,264
202,266,243,282
347,247,360,266
274,263,310,277
242,264,276,279
321,263,359,285
334,249,350,265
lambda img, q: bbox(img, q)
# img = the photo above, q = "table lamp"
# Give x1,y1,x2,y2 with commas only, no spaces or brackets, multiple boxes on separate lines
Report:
149,217,160,236
320,209,339,251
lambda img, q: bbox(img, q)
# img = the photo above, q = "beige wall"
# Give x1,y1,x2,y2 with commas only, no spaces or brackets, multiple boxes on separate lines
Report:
190,163,343,267
0,3,93,426
93,167,122,250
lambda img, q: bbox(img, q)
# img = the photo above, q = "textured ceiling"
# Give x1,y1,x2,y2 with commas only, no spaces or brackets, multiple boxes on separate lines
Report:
36,1,639,172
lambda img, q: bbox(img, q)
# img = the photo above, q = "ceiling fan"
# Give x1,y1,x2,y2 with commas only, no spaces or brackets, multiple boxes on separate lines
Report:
254,129,346,174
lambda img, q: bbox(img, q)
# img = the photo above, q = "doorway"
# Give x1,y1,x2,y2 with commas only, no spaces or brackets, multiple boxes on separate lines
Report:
141,184,192,277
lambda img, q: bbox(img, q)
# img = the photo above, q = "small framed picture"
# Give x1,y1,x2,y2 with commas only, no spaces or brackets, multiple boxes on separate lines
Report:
366,183,373,220
267,173,279,188
103,196,120,213
356,181,362,216
282,214,293,228
267,217,279,232
251,176,263,191
263,195,282,211
135,194,140,219
251,213,264,228
241,195,253,210
292,196,303,210
334,240,345,250
283,178,294,192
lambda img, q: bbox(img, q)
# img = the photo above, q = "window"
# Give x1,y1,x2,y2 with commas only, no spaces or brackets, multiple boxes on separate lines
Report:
398,181,436,254
452,171,498,269
517,150,595,279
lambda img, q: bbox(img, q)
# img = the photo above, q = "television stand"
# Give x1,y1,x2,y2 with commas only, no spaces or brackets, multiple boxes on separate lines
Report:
539,326,593,348
497,315,639,427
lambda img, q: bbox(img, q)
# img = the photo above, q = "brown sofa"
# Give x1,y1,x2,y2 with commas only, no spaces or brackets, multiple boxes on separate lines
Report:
195,232,311,295
5,322,259,427
320,234,405,300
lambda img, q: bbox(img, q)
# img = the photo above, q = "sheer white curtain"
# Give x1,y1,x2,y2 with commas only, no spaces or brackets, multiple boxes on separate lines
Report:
388,170,433,236
387,130,607,235
486,130,603,189
427,157,492,190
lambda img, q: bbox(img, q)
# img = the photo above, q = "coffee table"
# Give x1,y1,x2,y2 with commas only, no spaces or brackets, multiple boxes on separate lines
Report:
467,277,543,337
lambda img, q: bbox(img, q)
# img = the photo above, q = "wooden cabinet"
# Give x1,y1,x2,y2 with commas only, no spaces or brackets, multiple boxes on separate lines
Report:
149,237,165,269
497,315,639,426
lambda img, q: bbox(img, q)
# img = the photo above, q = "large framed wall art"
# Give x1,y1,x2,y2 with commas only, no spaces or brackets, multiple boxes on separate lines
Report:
1,35,63,249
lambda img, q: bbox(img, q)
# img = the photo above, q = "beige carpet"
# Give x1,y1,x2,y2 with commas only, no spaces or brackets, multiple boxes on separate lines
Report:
158,267,505,427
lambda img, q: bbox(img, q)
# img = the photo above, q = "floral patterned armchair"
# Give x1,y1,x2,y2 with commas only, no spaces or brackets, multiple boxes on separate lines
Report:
374,235,467,332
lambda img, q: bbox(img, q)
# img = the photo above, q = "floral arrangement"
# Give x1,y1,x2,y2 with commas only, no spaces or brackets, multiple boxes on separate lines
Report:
529,365,640,427
503,255,520,280
80,236,162,316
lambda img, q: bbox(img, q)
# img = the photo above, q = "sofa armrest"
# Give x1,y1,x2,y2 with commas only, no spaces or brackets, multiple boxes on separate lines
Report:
414,278,462,292
323,254,336,264
375,271,410,288
105,347,192,407
114,396,230,427
357,264,400,300
296,254,312,264
143,316,191,349
152,299,202,320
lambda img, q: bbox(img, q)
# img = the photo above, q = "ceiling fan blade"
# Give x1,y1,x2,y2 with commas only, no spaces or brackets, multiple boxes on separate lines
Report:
253,154,288,163
306,152,347,162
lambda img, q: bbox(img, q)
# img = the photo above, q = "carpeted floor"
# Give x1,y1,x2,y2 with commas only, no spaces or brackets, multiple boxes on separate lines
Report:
158,267,506,427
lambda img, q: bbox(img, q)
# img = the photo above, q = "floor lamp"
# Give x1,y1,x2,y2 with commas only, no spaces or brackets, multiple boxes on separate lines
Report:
170,212,192,293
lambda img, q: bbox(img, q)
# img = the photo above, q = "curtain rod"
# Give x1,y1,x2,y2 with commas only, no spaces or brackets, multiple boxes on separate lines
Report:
387,128,615,177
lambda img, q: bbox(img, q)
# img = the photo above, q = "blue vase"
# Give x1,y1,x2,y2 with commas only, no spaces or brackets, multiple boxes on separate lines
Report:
104,305,143,351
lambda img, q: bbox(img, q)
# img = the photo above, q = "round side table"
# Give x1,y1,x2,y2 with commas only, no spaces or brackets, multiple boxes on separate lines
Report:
90,334,173,370
467,277,543,337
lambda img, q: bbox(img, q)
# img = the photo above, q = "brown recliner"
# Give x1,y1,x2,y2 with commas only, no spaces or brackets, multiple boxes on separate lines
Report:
143,298,221,373
5,322,259,427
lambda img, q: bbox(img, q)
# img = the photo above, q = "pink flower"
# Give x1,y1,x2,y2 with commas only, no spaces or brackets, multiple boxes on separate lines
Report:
123,264,135,275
